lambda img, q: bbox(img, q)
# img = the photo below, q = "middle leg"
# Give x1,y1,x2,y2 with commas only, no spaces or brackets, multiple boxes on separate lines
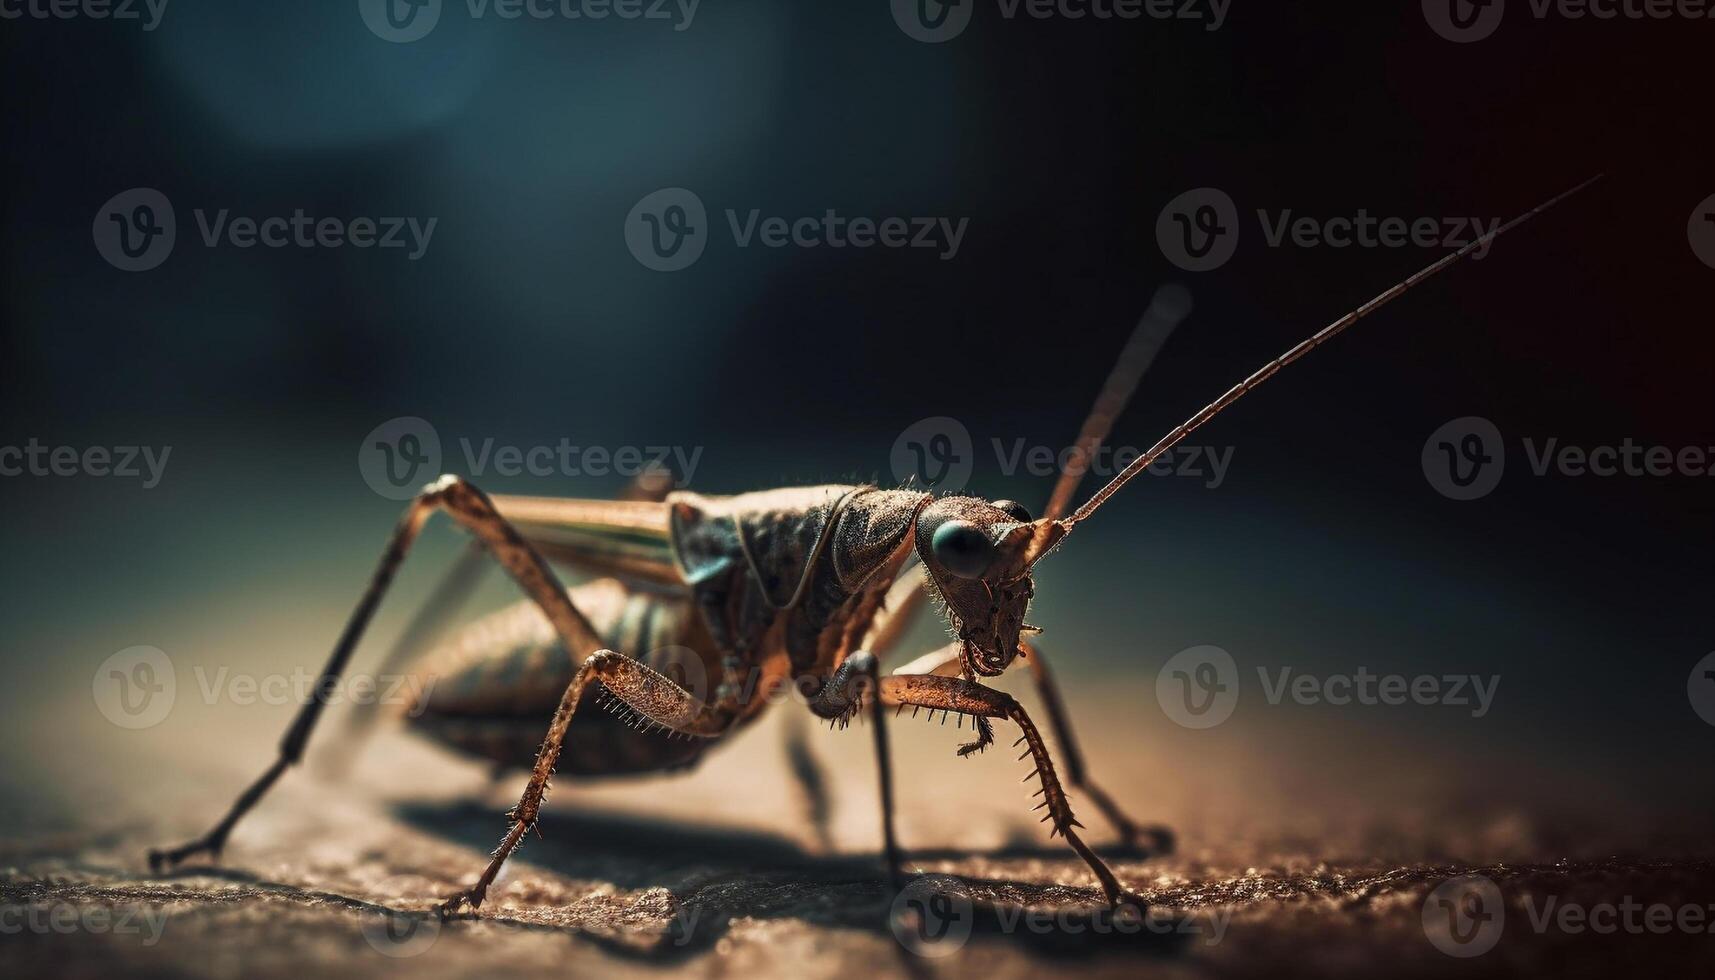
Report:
805,650,901,889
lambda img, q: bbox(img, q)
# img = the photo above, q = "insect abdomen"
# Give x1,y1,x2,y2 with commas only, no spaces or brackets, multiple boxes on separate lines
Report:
404,579,718,775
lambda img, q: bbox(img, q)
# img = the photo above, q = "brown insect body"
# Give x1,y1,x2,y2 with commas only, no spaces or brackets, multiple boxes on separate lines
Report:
147,179,1597,909
407,485,942,777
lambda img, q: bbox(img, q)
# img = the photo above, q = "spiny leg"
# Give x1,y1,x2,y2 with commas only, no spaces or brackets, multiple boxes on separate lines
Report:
320,539,490,775
880,673,1141,908
149,475,607,872
890,640,994,758
806,651,901,889
1020,642,1173,855
440,650,730,915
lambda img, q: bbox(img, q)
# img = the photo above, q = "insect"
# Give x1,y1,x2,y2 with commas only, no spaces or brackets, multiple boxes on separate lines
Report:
147,177,1599,914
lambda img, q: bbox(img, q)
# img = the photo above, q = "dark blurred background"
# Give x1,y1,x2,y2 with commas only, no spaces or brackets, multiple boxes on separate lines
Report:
1,2,1711,849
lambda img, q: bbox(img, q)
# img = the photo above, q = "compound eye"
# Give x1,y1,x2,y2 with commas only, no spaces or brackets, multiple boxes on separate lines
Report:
931,519,995,579
993,499,1032,523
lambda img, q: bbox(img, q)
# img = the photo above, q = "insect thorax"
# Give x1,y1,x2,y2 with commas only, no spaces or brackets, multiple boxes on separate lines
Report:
668,485,929,698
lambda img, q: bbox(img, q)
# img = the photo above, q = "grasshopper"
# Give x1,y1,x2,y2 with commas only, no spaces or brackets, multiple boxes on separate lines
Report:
148,177,1599,913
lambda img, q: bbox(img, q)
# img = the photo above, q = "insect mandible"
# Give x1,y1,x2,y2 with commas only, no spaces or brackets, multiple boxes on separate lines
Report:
147,177,1600,913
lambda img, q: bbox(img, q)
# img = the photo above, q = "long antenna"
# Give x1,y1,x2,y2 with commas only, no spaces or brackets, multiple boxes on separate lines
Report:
1062,174,1604,529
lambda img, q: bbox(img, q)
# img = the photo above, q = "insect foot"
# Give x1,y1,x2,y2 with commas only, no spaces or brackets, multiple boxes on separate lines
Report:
146,828,227,873
437,885,487,920
955,715,995,757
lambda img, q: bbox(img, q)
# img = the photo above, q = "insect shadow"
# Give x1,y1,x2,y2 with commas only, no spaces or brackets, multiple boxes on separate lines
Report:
393,800,1195,963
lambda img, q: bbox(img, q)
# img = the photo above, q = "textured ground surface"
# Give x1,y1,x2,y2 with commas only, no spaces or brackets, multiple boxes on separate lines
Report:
4,704,1713,980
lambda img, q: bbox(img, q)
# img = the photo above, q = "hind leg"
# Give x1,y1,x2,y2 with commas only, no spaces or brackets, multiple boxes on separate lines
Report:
149,476,608,871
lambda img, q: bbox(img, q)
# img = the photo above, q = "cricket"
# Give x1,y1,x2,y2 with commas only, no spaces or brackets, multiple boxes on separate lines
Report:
145,176,1601,916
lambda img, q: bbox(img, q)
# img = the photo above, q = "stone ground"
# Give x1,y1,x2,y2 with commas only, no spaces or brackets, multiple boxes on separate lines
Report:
2,680,1711,979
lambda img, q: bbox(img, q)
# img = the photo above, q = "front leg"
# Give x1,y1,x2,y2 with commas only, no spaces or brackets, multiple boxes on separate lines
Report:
890,640,994,757
879,673,1141,909
439,650,731,916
